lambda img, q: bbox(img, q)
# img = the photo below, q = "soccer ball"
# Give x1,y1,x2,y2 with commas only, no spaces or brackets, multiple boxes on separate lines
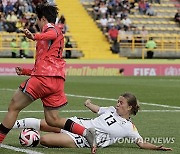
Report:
19,128,40,147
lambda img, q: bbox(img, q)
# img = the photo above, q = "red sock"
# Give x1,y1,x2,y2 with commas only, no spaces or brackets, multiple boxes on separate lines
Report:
0,133,6,143
71,123,85,136
0,123,11,143
64,119,85,136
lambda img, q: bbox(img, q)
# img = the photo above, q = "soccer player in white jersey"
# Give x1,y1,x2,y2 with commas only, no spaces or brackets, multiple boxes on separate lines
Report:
13,93,172,151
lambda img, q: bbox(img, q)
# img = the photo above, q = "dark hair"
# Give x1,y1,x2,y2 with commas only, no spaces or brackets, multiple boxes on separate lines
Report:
36,4,58,23
121,93,140,115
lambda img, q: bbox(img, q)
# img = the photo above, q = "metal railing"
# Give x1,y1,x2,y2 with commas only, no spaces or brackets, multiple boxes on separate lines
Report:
0,32,82,58
0,32,179,58
142,48,180,59
118,34,180,52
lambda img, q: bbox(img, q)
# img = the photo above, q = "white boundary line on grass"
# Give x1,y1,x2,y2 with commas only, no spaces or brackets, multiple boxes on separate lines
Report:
1,144,43,154
0,88,180,110
66,94,180,109
0,89,179,152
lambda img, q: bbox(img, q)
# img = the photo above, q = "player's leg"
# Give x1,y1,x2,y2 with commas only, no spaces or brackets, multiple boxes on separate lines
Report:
43,76,97,153
42,76,87,135
13,118,60,133
0,88,33,143
13,118,41,130
44,108,97,153
44,107,87,135
40,119,60,133
40,133,77,148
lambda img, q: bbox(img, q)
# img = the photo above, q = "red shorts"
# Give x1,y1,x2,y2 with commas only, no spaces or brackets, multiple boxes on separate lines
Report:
20,76,67,108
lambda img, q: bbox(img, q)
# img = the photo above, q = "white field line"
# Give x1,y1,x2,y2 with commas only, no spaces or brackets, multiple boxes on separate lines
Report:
0,110,180,113
140,110,180,112
0,88,180,110
154,79,180,82
66,94,180,109
1,144,43,154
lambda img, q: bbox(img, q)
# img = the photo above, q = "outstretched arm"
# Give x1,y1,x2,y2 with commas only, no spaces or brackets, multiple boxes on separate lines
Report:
23,28,58,41
136,138,172,151
84,99,100,113
23,29,35,40
16,67,32,76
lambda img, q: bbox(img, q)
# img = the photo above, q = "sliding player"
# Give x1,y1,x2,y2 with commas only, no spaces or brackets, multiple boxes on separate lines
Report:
13,93,172,151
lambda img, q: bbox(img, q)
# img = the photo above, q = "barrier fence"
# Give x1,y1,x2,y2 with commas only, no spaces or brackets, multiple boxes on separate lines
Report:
0,32,179,58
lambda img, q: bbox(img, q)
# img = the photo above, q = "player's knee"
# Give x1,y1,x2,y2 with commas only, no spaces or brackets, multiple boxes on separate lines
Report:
7,98,20,112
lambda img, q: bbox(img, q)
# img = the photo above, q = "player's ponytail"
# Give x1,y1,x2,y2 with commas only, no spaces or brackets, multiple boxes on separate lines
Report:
133,103,140,116
121,93,140,116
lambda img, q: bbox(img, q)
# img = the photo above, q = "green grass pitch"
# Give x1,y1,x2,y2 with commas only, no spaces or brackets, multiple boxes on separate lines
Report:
0,76,180,154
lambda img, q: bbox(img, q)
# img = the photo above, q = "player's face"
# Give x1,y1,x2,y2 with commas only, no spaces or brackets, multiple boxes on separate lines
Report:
36,17,45,30
115,96,132,117
36,18,43,30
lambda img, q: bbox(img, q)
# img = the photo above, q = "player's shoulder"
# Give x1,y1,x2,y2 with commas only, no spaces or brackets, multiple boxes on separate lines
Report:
45,23,61,31
127,122,139,133
108,106,115,110
43,23,55,32
45,23,62,34
107,106,116,113
47,23,55,28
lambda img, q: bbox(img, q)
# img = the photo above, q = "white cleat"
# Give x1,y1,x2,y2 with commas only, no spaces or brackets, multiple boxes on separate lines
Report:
84,128,97,154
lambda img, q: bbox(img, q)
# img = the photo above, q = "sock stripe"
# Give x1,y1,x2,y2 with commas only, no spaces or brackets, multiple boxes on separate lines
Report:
0,124,11,134
70,122,75,132
64,119,74,132
0,133,6,143
64,119,85,136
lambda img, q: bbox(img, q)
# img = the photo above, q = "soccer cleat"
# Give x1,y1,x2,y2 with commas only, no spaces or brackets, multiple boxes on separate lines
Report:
84,128,97,154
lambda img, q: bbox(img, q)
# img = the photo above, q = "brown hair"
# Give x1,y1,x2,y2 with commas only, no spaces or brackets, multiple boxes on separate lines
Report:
121,92,140,115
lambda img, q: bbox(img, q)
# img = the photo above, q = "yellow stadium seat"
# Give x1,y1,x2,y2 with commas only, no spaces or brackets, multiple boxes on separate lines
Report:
154,21,161,24
168,21,176,25
147,21,154,24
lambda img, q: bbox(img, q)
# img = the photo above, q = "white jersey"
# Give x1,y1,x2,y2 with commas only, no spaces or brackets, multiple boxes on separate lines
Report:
63,106,142,148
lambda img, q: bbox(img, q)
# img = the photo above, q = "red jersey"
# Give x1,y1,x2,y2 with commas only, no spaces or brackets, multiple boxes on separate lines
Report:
23,23,66,79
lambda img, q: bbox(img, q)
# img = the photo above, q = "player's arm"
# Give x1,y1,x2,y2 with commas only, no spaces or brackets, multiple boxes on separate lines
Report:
23,28,58,41
23,29,35,40
34,28,58,40
84,99,100,113
16,67,32,76
136,138,172,151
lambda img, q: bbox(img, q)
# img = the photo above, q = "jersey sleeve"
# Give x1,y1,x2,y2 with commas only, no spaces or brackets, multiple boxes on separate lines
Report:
98,106,116,115
34,28,58,40
127,124,143,143
21,68,33,76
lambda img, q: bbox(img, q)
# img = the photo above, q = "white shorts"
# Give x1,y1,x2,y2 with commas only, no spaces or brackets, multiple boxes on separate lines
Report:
61,117,90,148
61,117,113,148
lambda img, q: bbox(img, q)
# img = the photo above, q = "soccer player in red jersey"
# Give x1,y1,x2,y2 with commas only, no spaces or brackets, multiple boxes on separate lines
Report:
0,4,96,153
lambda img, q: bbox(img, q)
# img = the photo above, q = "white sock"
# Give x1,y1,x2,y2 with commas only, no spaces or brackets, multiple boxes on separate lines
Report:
13,118,41,131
